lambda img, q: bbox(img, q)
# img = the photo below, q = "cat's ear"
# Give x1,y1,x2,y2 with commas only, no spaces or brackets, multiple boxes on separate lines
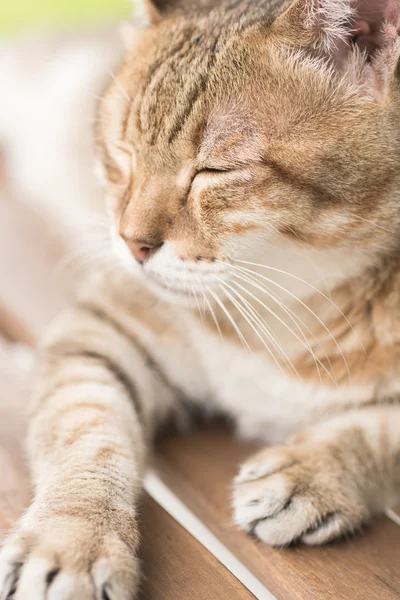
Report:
119,1,165,49
273,0,400,100
132,0,214,24
122,0,210,50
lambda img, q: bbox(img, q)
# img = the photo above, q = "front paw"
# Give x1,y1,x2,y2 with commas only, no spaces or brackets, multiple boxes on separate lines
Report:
0,503,140,600
233,442,371,546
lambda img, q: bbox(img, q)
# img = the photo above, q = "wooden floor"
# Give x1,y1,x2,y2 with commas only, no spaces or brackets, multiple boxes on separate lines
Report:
0,165,399,599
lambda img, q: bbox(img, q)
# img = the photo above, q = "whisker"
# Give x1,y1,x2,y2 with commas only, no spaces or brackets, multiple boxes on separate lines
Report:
233,266,350,381
65,26,132,103
227,268,338,385
53,240,115,276
203,289,223,340
226,275,325,385
195,277,207,322
228,286,294,367
219,281,295,379
227,272,337,386
199,280,208,321
228,262,355,381
233,258,365,356
352,214,393,234
206,287,251,353
86,92,107,103
191,282,204,325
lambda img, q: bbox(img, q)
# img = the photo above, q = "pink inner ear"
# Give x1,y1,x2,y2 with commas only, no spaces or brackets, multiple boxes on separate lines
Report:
314,0,400,100
387,0,400,32
352,0,400,33
350,0,400,54
349,1,400,101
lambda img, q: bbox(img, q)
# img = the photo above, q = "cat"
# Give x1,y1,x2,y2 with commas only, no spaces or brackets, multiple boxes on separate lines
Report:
1,0,400,597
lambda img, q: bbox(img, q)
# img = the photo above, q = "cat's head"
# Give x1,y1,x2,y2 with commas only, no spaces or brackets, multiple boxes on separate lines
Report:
97,0,400,300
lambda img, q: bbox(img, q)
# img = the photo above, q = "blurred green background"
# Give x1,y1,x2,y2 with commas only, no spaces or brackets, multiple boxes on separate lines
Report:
0,0,132,35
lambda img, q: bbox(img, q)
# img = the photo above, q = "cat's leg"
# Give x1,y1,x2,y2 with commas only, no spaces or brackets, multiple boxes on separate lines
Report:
233,405,400,546
0,303,180,599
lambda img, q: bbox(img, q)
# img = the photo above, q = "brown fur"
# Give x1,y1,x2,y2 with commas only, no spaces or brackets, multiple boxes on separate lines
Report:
1,1,400,598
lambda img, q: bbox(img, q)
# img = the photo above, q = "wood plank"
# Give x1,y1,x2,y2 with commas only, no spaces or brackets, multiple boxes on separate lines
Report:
139,496,254,600
388,505,400,526
155,428,400,600
0,337,254,600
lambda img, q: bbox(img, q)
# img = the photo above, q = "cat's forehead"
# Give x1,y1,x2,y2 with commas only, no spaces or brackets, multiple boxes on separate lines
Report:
124,24,276,158
131,23,239,144
114,4,359,164
200,103,264,164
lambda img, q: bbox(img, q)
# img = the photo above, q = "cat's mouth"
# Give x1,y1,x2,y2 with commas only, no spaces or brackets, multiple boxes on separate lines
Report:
143,273,207,307
144,263,229,304
113,233,229,302
147,273,198,297
146,269,220,296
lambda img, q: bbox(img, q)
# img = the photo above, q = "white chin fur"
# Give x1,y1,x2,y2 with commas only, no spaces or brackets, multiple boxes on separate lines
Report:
113,237,226,306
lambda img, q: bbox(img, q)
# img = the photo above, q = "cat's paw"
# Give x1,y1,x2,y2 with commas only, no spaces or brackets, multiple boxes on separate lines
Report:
0,506,140,600
233,442,370,546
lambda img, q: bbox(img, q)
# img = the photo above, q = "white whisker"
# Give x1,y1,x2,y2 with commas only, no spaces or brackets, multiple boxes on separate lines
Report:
233,258,365,357
352,214,392,234
194,290,205,324
53,239,115,277
227,272,338,386
190,281,204,325
229,261,355,381
226,268,339,385
219,281,295,379
203,289,223,340
226,273,325,385
206,287,251,353
65,26,132,104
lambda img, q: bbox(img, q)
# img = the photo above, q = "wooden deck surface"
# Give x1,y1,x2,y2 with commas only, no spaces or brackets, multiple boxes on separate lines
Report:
0,167,399,599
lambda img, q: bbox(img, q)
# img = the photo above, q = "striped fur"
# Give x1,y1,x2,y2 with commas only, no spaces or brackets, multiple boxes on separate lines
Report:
2,0,400,597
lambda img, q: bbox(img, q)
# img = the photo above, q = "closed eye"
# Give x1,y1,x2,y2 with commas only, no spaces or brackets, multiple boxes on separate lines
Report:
197,167,234,175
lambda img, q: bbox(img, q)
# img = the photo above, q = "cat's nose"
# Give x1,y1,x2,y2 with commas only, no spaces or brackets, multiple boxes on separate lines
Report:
124,238,163,264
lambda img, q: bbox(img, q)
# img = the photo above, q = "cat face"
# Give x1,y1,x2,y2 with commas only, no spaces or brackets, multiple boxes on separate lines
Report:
98,0,400,298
